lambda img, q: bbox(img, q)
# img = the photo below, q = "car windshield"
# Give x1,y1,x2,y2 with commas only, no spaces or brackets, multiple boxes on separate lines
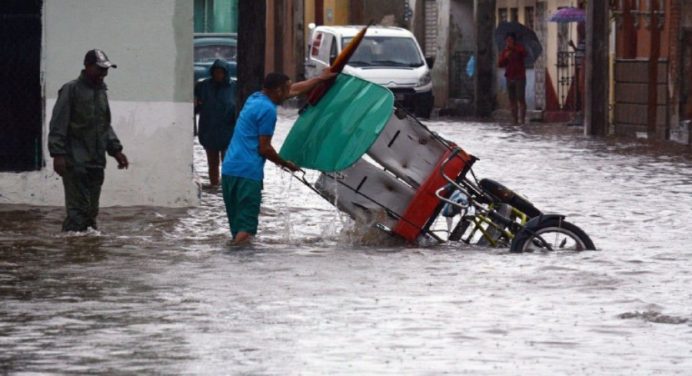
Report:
343,36,424,67
194,44,236,63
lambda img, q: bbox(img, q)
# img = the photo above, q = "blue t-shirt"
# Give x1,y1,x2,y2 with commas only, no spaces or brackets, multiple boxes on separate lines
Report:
222,92,277,181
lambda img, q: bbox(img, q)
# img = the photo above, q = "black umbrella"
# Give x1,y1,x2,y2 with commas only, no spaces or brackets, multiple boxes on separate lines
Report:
494,21,543,65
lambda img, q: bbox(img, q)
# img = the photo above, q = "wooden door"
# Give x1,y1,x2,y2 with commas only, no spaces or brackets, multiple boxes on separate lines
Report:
682,30,692,119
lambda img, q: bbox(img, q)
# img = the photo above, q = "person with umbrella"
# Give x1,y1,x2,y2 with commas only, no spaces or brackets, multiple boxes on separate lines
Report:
569,22,586,112
549,5,586,122
498,32,528,125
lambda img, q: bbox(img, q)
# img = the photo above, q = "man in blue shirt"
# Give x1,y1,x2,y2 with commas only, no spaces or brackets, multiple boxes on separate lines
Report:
221,70,335,244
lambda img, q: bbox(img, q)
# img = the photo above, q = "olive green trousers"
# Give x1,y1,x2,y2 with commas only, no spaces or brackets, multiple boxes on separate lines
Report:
61,167,104,232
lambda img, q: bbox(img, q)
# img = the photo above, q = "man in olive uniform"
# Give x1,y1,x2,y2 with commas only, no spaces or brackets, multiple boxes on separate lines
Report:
48,49,129,232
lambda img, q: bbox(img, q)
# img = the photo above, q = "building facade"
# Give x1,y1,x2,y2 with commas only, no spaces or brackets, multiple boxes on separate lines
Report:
263,0,410,84
495,0,585,122
613,0,691,144
266,0,306,82
409,0,477,114
194,0,238,33
0,0,198,206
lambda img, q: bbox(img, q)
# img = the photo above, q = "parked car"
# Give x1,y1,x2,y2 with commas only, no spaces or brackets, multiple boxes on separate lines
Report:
305,25,434,118
193,34,237,82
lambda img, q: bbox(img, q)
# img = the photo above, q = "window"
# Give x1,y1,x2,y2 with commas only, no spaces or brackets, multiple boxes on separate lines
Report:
343,36,425,67
329,38,338,65
510,8,519,22
311,32,323,57
557,17,570,68
194,44,237,62
498,8,508,23
317,33,334,64
525,7,535,29
557,17,569,53
0,0,43,172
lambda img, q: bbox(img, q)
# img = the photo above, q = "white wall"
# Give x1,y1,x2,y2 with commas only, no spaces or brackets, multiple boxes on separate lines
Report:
0,0,198,207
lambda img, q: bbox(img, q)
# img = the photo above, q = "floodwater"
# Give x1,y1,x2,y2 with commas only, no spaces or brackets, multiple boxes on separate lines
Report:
2,110,692,374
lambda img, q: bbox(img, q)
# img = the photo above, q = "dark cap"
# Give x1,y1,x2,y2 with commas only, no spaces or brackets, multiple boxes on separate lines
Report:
84,49,117,69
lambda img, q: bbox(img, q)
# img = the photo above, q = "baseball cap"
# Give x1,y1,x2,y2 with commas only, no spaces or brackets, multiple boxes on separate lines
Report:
84,49,117,69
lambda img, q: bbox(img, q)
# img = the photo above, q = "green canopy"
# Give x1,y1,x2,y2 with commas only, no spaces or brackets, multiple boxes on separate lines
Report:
279,74,394,172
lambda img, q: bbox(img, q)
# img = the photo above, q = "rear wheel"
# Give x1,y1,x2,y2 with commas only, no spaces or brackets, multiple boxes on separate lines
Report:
510,218,595,253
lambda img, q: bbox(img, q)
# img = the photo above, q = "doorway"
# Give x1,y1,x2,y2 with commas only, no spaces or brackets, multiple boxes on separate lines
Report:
681,30,692,120
0,0,43,172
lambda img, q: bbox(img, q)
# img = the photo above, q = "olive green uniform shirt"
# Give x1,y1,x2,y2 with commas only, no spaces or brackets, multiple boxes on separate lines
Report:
48,71,123,169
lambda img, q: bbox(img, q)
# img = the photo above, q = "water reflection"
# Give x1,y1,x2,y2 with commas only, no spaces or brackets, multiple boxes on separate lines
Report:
1,112,691,374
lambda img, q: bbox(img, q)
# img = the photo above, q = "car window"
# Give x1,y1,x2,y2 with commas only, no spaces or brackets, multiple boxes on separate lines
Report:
311,32,323,58
329,38,338,64
343,36,424,67
317,33,334,64
194,44,237,62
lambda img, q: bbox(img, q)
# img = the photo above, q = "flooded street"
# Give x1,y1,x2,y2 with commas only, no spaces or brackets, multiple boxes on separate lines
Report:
2,111,692,374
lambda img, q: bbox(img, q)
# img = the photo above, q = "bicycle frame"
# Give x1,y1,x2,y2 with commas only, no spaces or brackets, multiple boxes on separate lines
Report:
434,149,532,247
464,204,530,246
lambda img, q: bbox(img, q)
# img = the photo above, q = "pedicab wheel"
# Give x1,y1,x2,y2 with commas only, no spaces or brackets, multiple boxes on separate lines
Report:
510,218,595,253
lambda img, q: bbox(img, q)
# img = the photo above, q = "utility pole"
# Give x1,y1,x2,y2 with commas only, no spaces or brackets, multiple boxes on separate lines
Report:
474,0,496,117
237,0,266,112
646,0,661,139
583,0,609,136
294,0,306,81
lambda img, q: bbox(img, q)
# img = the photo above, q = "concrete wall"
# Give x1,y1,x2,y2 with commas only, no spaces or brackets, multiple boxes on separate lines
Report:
430,0,477,109
362,0,406,26
431,0,451,107
449,0,475,101
451,1,475,52
0,0,198,207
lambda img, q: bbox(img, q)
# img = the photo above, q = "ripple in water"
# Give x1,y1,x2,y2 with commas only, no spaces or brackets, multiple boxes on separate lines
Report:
1,110,692,374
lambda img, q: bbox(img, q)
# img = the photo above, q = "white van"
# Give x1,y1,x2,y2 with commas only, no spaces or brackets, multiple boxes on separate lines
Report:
305,25,434,118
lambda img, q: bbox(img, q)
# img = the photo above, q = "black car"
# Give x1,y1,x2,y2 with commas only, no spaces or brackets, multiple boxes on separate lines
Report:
194,34,237,82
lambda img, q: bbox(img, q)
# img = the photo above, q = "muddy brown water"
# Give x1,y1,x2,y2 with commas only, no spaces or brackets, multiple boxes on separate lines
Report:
2,111,692,374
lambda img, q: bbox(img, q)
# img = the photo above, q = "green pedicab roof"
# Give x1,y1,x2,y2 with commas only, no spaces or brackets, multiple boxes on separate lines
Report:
279,74,394,172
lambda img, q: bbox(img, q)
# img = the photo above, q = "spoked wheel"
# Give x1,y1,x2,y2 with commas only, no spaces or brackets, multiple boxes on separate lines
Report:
510,217,595,253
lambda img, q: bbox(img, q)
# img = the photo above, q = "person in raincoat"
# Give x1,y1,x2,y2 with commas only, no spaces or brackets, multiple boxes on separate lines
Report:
48,49,129,232
194,59,236,186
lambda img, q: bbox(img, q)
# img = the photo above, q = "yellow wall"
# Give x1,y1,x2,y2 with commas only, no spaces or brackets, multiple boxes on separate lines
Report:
305,0,315,25
305,0,350,28
323,0,349,25
305,0,315,42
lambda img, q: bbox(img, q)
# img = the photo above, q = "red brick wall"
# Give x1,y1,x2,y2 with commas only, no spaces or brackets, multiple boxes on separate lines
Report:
614,0,682,140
